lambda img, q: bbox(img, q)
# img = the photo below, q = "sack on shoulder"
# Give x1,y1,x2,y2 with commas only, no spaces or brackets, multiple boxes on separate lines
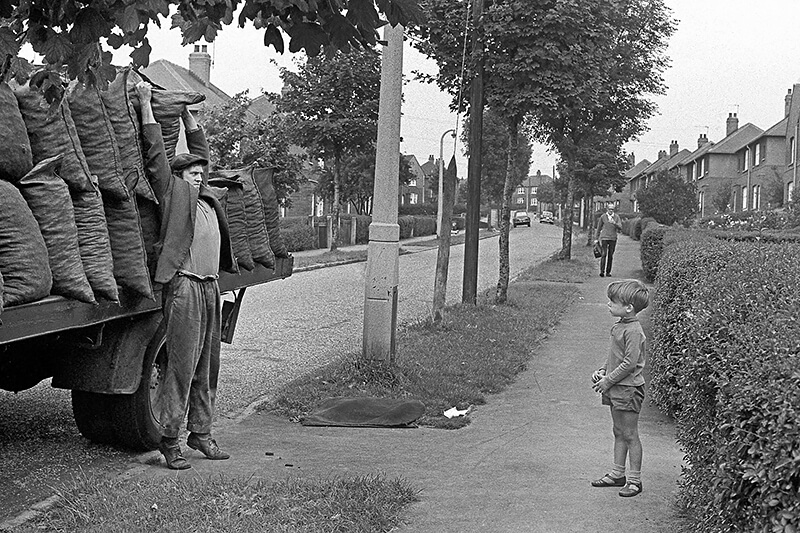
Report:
593,241,602,258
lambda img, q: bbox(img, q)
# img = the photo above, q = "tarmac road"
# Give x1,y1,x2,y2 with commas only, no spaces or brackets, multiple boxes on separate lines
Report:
0,223,562,524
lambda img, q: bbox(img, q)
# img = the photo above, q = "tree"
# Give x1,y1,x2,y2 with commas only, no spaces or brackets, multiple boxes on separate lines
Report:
764,170,785,209
636,170,697,225
0,0,422,96
272,48,380,249
200,92,306,207
711,179,733,214
315,152,414,215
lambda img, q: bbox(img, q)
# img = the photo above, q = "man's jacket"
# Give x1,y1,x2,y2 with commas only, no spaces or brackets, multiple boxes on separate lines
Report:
141,123,237,284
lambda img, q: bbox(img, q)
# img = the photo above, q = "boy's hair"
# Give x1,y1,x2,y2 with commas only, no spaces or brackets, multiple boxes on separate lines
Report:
607,279,649,313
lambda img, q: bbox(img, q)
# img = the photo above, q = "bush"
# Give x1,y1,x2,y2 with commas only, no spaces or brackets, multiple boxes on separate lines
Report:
352,214,371,244
698,211,789,231
650,237,800,531
629,217,642,240
399,203,437,216
398,215,415,239
412,216,436,237
639,224,668,282
280,223,316,252
280,215,309,228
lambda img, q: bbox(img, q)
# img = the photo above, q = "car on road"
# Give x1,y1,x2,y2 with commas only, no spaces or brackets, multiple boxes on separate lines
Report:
539,211,555,224
512,211,531,227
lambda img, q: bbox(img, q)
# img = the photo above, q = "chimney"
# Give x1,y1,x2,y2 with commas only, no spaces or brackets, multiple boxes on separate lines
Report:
669,140,679,156
726,112,739,137
698,133,709,149
786,89,793,117
189,44,211,85
627,152,635,167
658,149,667,160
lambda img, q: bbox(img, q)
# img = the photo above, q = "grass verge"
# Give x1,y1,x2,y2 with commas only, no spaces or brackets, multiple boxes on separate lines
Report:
265,245,593,429
18,472,417,533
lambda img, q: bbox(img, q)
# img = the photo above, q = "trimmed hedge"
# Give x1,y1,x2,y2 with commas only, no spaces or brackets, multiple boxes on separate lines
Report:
279,221,316,252
398,215,415,239
413,216,436,237
631,216,655,240
399,203,437,216
651,235,800,531
639,224,668,282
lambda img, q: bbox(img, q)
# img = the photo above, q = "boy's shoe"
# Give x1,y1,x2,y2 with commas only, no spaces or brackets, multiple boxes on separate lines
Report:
159,442,191,470
619,481,643,497
591,474,626,487
599,273,605,277
187,434,230,460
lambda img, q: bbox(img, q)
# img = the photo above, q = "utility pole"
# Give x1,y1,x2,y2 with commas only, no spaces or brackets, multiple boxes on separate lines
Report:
437,129,455,238
363,24,403,363
462,0,485,305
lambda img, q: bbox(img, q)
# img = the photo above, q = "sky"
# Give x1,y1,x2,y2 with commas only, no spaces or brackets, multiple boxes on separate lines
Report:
106,0,800,180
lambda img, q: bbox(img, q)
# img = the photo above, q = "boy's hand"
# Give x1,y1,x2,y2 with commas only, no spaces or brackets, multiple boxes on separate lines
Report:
592,376,612,393
591,369,605,383
135,81,152,104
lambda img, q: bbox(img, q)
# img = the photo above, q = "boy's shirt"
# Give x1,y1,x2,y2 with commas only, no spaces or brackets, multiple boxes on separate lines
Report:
603,316,646,387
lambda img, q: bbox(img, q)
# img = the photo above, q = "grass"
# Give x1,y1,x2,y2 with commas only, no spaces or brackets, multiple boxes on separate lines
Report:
264,244,593,429
18,472,418,533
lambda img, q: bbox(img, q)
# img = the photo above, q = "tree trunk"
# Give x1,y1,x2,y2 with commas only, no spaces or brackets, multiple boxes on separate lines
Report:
495,118,519,304
432,157,457,323
558,176,576,260
330,154,341,251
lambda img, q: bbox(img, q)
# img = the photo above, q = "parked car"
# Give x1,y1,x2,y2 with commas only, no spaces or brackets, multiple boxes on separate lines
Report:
539,211,555,224
512,211,531,227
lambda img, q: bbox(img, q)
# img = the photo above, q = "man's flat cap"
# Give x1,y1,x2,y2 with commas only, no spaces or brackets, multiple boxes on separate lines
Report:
171,153,208,173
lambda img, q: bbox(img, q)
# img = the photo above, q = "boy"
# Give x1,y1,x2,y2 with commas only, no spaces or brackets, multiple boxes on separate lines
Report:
590,279,649,497
135,81,237,470
594,204,621,277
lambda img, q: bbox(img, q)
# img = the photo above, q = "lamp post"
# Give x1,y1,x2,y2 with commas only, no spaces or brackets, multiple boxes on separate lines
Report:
437,129,455,238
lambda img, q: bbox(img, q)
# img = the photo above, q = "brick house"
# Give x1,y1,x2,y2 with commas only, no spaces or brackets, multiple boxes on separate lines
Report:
732,116,787,211
628,141,691,212
677,114,763,217
782,85,800,203
400,154,429,206
512,170,552,215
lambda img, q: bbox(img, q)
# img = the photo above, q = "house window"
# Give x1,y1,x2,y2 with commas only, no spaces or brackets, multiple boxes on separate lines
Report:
753,144,760,167
732,188,738,212
516,187,525,194
704,156,709,175
409,178,417,187
409,192,418,204
531,187,538,195
530,198,538,206
792,137,796,164
698,191,705,217
752,185,761,210
743,148,749,171
516,197,524,204
742,186,748,210
789,181,795,202
315,196,324,217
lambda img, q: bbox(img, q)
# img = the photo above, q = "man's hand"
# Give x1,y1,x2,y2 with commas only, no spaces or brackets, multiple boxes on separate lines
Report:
181,106,199,132
592,376,613,393
135,81,152,104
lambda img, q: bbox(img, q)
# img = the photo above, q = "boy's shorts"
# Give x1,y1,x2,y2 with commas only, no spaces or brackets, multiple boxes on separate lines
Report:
602,384,645,413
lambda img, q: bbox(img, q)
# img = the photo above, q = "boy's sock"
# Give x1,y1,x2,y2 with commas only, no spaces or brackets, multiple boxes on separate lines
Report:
611,463,626,479
627,470,641,485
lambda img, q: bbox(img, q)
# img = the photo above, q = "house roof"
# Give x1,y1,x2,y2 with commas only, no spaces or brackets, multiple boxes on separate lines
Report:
678,140,716,166
140,59,232,110
522,173,552,187
760,116,788,138
247,94,275,121
706,123,763,154
624,159,651,179
639,149,691,177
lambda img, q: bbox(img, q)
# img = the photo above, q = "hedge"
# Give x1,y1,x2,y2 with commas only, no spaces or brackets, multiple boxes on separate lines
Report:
413,216,436,237
398,215,415,239
638,224,668,282
279,223,316,252
650,236,800,531
631,216,655,240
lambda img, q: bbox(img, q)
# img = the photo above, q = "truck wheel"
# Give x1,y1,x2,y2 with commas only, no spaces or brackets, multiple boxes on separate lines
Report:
72,390,118,445
108,320,168,451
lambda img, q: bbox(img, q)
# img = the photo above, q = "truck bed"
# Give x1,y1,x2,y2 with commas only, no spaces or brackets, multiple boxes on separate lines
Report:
0,256,293,345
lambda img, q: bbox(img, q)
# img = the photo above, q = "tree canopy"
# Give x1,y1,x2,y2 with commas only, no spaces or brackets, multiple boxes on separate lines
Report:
636,169,697,226
0,0,423,91
200,91,306,207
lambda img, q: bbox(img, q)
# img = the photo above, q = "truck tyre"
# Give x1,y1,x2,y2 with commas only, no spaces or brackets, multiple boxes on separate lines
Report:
70,317,167,451
107,319,168,451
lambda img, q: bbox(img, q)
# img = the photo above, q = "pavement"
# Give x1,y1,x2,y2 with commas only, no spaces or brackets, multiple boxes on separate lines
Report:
133,235,684,532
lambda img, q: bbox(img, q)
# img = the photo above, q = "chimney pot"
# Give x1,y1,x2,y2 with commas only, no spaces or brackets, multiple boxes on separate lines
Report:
786,88,793,117
658,149,667,159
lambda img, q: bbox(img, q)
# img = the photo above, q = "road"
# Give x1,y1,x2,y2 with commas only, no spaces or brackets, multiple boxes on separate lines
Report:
0,223,562,523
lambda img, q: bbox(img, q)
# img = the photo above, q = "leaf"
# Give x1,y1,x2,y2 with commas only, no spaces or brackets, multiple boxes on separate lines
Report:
106,32,124,49
130,38,152,68
0,26,20,57
10,57,33,85
38,32,74,64
71,8,111,43
375,0,425,27
264,24,284,54
326,13,361,51
122,5,140,34
287,22,328,56
347,0,382,32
